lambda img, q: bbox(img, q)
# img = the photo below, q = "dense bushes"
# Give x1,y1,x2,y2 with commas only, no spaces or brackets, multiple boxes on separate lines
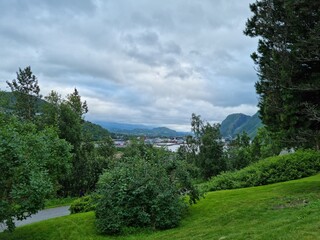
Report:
95,143,200,235
202,150,320,192
69,196,96,214
0,114,72,231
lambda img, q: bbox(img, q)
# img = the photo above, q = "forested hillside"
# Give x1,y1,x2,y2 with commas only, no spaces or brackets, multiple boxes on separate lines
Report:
0,91,110,141
109,126,188,137
220,112,262,139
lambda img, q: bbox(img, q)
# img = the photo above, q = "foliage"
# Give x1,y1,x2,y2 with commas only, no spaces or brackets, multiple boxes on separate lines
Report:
181,114,225,179
2,174,320,239
95,143,199,235
198,123,225,179
82,121,111,141
225,132,253,170
202,149,320,192
244,0,320,149
223,128,281,171
69,195,96,214
44,197,77,209
250,127,282,161
61,89,114,196
78,137,116,193
1,68,116,230
6,66,41,121
0,91,15,113
0,113,72,231
58,102,82,149
41,88,115,196
58,134,115,196
40,90,62,129
66,88,88,120
176,144,200,179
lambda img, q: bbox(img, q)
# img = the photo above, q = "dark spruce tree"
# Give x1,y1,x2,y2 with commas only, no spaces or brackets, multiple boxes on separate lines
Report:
6,66,41,121
244,0,320,149
58,89,89,195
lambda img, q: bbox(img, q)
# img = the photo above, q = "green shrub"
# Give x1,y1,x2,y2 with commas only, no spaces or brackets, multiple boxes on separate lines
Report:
69,195,96,214
203,150,320,192
95,147,200,235
45,197,77,209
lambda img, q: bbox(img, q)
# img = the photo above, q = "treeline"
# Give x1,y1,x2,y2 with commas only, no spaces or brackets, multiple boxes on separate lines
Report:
177,114,281,181
0,67,115,231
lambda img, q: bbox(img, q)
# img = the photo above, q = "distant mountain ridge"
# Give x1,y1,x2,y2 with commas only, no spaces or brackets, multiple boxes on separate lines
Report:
95,121,154,131
98,112,263,139
1,91,261,139
96,122,189,137
220,112,263,139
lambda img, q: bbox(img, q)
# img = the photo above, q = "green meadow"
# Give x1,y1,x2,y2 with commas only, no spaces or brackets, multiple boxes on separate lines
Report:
2,174,320,240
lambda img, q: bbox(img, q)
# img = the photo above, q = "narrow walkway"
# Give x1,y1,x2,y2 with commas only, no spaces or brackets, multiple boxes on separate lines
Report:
0,206,70,232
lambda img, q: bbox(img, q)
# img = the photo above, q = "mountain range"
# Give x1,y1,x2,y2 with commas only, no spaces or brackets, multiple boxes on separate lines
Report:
97,112,262,139
96,121,189,137
1,91,262,139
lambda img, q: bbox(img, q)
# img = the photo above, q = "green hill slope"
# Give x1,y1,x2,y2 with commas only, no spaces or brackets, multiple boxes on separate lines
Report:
0,91,110,140
234,112,263,138
0,91,48,112
2,174,320,239
220,112,263,139
82,121,111,141
220,113,251,138
111,126,188,137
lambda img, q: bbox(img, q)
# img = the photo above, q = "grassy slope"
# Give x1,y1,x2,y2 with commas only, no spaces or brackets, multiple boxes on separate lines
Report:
44,197,77,209
1,174,320,240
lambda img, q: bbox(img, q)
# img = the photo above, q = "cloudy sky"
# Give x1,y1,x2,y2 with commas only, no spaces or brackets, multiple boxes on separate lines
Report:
0,0,259,131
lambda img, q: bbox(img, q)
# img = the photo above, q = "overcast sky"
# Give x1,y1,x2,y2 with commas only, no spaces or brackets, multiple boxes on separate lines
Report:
0,0,259,131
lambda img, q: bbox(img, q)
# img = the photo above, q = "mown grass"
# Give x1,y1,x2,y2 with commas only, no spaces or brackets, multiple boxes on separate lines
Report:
1,174,320,240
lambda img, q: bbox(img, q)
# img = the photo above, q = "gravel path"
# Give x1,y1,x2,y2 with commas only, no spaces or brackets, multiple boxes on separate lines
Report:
0,206,70,232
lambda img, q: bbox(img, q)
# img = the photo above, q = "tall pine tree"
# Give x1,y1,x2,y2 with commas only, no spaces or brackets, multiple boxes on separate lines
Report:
6,66,41,121
244,0,320,149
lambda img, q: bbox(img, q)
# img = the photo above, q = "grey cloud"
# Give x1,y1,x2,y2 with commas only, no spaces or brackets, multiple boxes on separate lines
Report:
162,42,182,55
165,64,193,79
122,31,181,68
136,31,160,46
0,0,259,130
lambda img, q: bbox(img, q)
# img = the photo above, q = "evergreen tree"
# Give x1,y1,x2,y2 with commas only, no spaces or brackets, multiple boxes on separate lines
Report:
6,66,41,121
66,88,88,120
41,90,62,128
244,0,320,149
251,127,282,161
58,89,86,195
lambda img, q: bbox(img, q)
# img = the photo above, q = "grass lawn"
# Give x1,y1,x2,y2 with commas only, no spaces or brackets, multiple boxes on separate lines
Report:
44,197,77,209
1,174,320,240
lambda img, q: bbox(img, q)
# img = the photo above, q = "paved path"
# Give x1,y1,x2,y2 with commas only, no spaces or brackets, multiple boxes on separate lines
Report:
0,206,70,232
